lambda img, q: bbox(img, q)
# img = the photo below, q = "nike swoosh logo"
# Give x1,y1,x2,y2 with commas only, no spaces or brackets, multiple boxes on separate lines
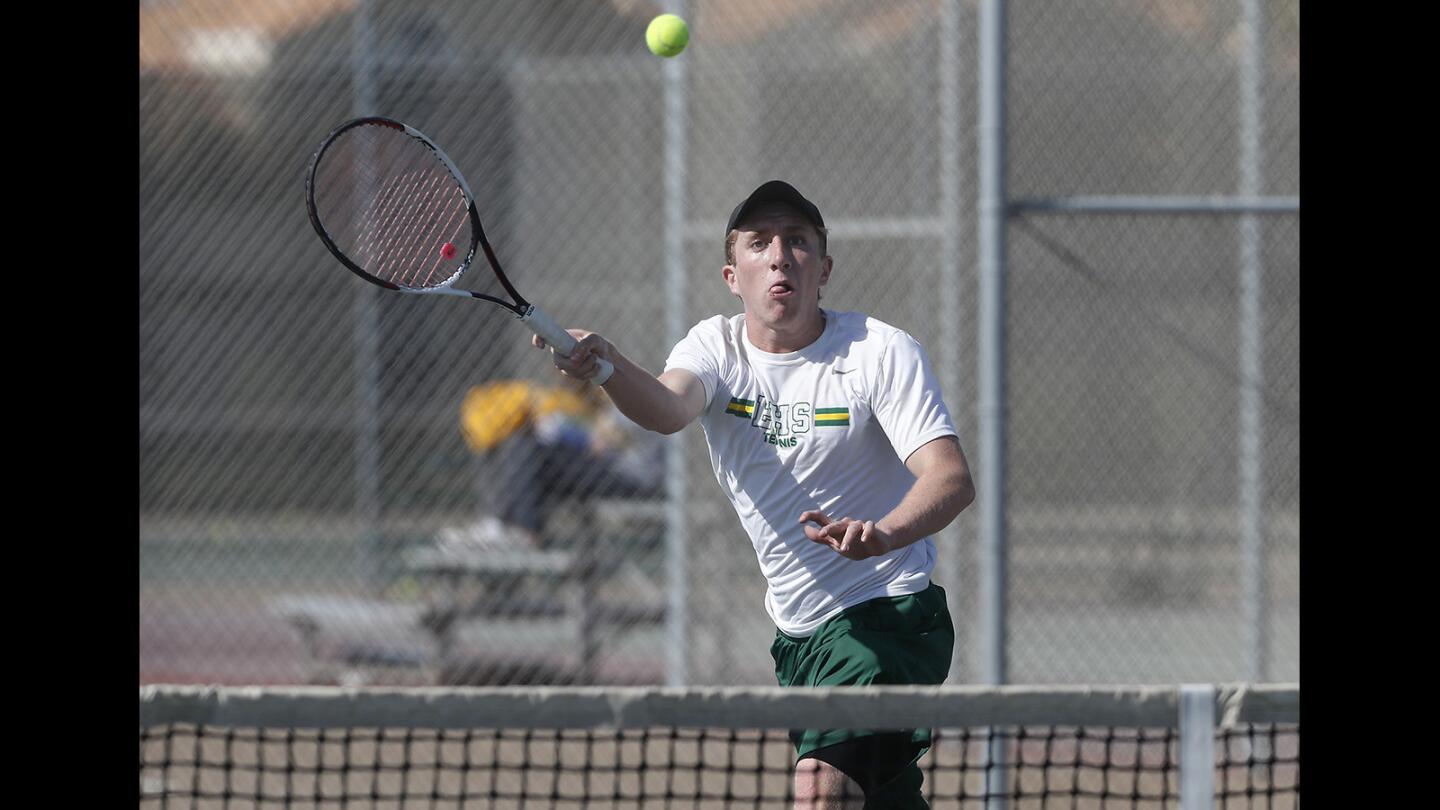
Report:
832,368,852,375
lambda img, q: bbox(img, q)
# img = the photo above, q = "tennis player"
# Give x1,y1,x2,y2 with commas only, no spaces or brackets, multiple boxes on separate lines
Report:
537,180,975,809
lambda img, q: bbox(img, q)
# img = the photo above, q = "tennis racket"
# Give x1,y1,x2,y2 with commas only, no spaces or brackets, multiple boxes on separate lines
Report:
305,116,613,384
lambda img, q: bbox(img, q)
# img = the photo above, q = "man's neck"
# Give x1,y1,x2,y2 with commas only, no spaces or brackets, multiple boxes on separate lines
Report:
745,309,826,354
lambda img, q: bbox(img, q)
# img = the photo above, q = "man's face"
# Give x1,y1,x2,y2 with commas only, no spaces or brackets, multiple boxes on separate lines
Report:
723,203,832,329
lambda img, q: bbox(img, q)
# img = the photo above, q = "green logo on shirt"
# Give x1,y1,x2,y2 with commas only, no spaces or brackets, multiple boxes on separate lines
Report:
726,395,849,447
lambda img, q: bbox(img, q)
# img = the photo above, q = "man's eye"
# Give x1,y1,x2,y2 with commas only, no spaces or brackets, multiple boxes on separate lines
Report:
750,240,766,250
788,236,808,246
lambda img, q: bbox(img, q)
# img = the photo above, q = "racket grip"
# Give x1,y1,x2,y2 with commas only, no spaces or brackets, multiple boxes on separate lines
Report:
520,306,615,385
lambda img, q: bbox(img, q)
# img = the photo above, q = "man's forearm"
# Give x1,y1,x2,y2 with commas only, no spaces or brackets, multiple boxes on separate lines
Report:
598,344,695,435
875,467,975,550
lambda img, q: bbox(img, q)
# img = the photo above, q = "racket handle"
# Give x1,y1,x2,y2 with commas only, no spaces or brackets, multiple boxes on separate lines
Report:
520,306,615,385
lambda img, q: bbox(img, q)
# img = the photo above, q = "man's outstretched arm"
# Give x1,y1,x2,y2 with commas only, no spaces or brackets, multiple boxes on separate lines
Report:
534,330,706,435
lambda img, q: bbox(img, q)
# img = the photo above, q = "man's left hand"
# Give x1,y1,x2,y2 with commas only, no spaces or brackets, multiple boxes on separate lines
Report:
799,510,893,560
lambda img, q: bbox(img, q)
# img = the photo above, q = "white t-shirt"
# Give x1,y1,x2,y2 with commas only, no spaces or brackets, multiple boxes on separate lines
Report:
663,309,959,636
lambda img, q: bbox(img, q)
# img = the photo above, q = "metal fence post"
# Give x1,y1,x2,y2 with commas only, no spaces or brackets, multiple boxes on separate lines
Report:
1237,0,1268,685
663,0,690,688
979,0,1010,806
350,0,384,589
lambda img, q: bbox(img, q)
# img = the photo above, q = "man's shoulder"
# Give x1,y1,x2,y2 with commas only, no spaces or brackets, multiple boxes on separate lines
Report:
827,310,911,345
678,313,742,345
692,312,743,333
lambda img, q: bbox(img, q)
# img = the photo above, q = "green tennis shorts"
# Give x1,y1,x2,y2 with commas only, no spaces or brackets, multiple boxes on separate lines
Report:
770,582,954,807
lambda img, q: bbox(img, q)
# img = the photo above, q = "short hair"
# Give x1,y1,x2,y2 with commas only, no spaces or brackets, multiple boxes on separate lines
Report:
725,224,829,265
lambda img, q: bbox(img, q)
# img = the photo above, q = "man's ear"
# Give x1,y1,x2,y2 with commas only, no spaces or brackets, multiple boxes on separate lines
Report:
819,255,833,286
722,264,740,296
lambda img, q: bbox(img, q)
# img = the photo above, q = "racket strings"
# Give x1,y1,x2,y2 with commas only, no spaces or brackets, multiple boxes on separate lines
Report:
355,169,432,277
313,124,474,289
369,172,463,287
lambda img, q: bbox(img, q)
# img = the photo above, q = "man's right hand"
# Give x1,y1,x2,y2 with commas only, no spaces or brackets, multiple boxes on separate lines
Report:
532,330,611,382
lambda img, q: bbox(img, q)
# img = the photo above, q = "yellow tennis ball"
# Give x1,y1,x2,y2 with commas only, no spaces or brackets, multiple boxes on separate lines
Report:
646,14,689,58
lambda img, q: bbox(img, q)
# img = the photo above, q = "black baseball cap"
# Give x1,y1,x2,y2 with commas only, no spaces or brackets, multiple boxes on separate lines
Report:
724,180,825,237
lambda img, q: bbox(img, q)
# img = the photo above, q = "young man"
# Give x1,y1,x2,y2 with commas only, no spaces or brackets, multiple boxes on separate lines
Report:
536,180,975,809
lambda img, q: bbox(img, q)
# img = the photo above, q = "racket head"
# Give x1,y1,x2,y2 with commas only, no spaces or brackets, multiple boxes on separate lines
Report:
306,117,485,295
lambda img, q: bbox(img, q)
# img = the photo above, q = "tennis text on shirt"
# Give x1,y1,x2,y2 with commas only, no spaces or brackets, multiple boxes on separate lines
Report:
723,396,850,447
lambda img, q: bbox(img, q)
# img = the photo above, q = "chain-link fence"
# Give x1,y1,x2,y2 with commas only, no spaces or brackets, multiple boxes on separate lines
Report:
139,0,1299,688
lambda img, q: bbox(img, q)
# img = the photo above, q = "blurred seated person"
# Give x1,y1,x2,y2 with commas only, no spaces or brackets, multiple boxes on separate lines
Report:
438,376,664,550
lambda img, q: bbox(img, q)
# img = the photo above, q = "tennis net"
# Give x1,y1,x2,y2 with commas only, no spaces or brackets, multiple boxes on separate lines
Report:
139,684,1298,809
